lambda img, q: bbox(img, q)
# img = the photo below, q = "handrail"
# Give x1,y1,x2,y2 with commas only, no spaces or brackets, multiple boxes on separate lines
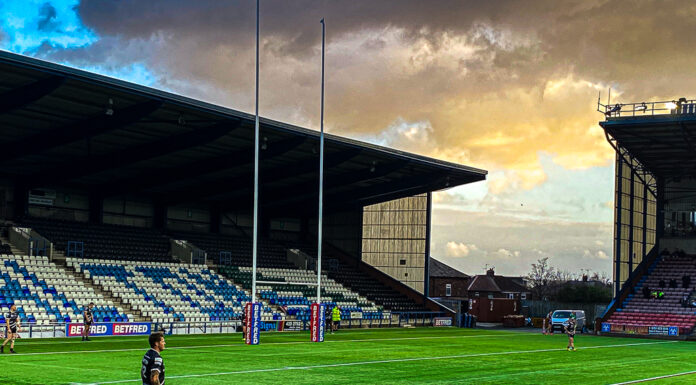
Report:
427,297,456,313
598,97,696,118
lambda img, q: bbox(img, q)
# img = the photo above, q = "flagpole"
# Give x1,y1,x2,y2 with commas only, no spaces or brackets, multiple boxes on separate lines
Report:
316,18,325,305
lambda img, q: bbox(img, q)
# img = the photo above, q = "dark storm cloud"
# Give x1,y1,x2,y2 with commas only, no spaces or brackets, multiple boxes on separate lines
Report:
44,0,696,179
72,0,696,102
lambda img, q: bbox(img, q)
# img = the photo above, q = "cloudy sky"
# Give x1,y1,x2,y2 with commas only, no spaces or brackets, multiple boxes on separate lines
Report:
2,0,694,277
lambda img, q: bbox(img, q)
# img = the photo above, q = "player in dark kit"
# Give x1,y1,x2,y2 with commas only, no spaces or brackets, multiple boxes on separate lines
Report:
82,302,94,341
241,311,247,341
564,313,577,351
1,304,20,353
141,333,166,385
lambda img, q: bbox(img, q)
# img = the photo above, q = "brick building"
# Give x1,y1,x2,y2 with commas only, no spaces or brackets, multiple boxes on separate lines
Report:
467,268,530,300
428,258,470,299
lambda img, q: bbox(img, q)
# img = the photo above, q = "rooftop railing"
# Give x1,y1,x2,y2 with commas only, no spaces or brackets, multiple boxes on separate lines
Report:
598,97,696,118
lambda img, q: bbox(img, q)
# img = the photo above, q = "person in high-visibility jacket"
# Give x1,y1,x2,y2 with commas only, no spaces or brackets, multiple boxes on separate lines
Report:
331,306,341,334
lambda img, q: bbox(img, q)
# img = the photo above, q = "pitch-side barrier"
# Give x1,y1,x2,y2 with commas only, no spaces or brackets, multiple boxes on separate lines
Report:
2,312,451,339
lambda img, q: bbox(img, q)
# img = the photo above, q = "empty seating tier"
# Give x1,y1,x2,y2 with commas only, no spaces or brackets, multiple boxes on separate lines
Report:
217,266,381,322
24,219,172,262
0,255,131,325
607,254,696,334
170,231,293,268
67,258,284,327
326,264,430,313
274,241,432,313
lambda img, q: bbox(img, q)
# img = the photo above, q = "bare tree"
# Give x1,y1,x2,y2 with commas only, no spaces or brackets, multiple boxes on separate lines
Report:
526,257,555,300
590,271,612,286
554,269,577,282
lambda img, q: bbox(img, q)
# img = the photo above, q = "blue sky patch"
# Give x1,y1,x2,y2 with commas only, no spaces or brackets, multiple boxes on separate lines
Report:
0,0,97,53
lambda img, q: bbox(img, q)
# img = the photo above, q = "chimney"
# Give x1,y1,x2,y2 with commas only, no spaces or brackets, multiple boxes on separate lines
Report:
486,268,495,277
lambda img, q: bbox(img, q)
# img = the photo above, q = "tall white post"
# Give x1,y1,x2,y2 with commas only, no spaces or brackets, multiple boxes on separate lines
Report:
316,18,325,304
251,0,260,304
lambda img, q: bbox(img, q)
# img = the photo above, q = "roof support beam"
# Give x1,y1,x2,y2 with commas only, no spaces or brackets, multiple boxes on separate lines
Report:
0,76,65,114
98,136,306,197
163,148,361,205
0,99,162,163
25,119,243,186
257,160,411,210
324,172,447,208
272,173,448,215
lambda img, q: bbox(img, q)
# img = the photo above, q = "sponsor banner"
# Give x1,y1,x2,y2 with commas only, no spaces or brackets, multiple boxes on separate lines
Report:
245,302,262,345
649,326,680,336
601,322,611,333
282,320,305,332
350,312,363,320
28,196,54,206
67,323,111,337
310,303,326,342
113,323,151,336
610,324,679,336
28,189,56,206
434,317,453,327
66,323,151,337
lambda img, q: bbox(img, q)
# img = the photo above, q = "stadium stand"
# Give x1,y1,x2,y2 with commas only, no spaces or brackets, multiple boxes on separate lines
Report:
325,263,429,312
0,254,132,326
24,219,172,262
267,240,433,313
16,218,433,323
66,258,284,327
170,230,429,319
216,266,381,322
169,231,293,267
607,253,696,334
179,231,432,314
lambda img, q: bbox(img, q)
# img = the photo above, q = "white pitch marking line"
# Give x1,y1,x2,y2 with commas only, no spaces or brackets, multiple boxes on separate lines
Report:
609,370,696,384
0,333,526,356
17,329,516,346
85,341,678,385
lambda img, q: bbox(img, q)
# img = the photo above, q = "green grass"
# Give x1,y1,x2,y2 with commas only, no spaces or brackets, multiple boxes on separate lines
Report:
0,328,695,384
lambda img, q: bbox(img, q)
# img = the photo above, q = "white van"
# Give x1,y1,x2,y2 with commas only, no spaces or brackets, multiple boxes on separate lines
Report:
551,310,587,333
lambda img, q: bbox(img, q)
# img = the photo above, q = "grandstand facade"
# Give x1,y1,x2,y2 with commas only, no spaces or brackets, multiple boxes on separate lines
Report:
598,99,696,336
0,50,486,331
362,193,430,294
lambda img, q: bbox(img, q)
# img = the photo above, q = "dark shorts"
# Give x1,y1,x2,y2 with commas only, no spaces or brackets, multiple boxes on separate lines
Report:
333,321,340,326
567,332,575,338
84,322,92,329
8,326,17,335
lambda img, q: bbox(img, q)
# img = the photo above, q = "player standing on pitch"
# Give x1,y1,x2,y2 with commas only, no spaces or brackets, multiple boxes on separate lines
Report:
241,310,247,341
544,311,553,335
82,302,94,341
564,313,577,351
1,303,20,354
141,333,166,385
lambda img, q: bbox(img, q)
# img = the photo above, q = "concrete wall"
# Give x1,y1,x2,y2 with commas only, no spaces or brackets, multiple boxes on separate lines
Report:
361,194,428,294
